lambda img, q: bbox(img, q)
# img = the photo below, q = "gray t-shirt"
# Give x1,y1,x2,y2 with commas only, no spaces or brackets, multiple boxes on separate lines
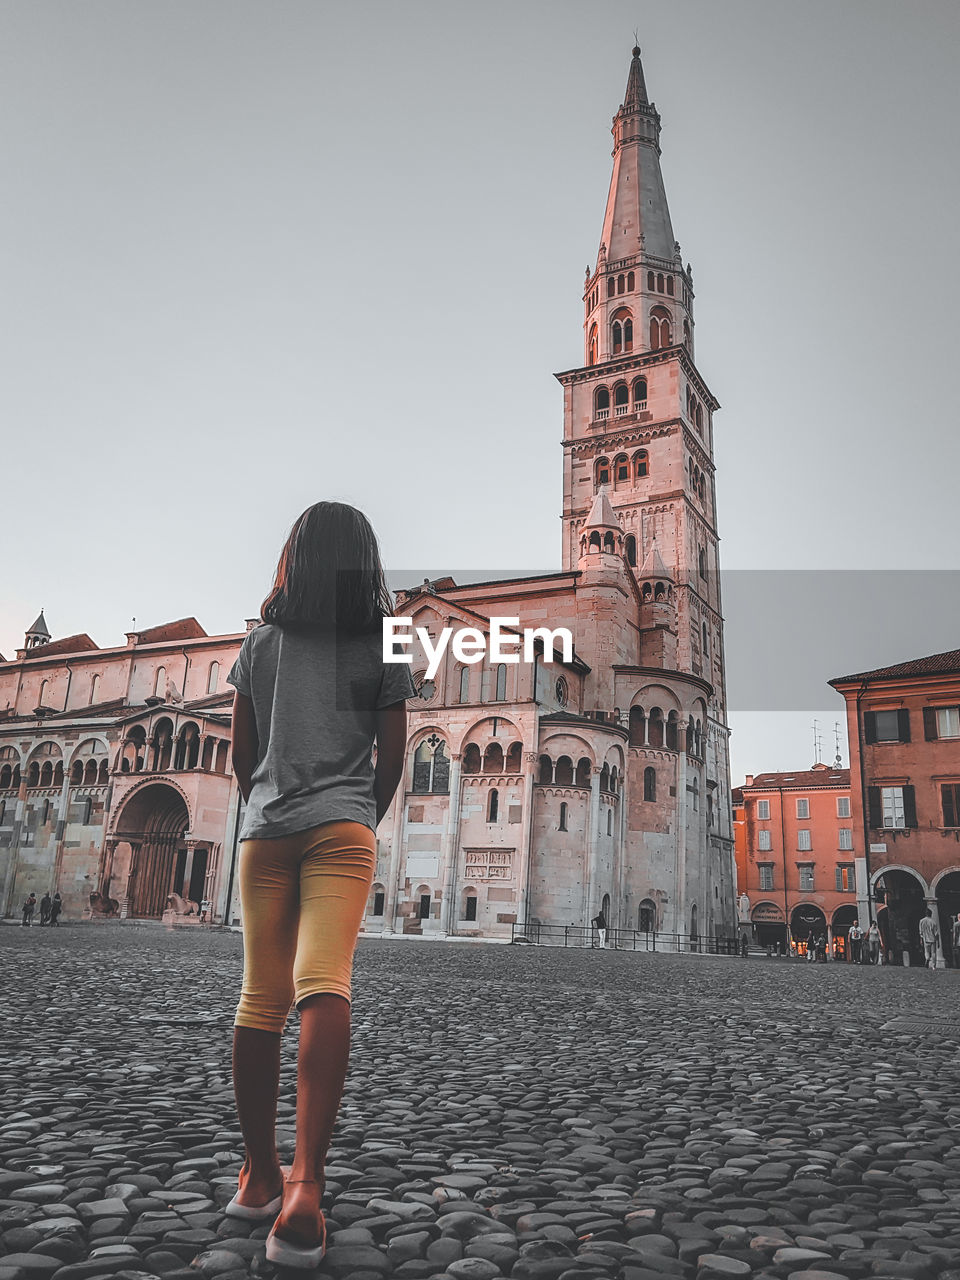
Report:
227,623,416,840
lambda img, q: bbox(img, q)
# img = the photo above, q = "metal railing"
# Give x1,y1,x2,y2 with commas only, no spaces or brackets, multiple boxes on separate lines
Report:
510,922,740,955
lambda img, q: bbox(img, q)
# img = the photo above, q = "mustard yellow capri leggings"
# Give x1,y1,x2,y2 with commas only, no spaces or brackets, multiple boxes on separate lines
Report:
234,820,376,1033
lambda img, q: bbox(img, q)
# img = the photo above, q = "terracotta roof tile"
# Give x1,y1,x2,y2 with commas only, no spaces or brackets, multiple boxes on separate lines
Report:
743,768,850,790
830,648,960,685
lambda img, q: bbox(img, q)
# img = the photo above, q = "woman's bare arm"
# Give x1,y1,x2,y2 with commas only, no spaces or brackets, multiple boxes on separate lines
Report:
231,690,259,803
374,701,407,825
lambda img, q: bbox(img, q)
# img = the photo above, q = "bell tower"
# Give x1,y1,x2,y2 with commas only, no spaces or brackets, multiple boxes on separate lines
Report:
557,45,726,717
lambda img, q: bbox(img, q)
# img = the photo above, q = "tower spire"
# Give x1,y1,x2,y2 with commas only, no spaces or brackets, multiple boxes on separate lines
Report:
623,45,648,110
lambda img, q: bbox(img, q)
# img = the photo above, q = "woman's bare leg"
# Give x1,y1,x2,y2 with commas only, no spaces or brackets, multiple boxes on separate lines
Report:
232,1026,285,1204
277,993,351,1241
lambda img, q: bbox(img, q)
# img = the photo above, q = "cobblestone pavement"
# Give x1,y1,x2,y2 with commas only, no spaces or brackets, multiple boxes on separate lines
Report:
2,927,960,1280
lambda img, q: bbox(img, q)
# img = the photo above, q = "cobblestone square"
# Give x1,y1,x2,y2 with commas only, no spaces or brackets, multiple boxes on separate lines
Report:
2,927,960,1280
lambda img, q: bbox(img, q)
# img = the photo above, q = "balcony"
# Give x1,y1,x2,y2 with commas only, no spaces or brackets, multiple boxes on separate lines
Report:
614,404,629,417
595,408,609,422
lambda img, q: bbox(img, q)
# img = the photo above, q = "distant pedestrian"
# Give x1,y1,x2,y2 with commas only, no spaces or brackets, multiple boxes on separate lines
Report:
199,897,211,924
866,922,881,965
805,931,816,962
816,932,828,963
592,908,608,949
919,909,939,969
848,922,862,964
38,892,52,926
49,893,62,926
953,914,960,966
21,893,36,926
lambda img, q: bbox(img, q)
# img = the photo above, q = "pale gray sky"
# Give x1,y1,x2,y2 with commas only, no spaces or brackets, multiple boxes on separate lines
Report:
2,1,958,783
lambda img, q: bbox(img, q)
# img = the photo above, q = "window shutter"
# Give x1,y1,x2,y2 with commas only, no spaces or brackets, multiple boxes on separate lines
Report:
835,865,843,891
898,709,911,743
923,707,938,741
943,785,957,829
903,785,917,828
863,711,877,744
868,786,882,829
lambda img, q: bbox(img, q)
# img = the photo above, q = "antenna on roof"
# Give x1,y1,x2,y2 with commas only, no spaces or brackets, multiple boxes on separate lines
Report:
811,718,822,766
834,721,843,768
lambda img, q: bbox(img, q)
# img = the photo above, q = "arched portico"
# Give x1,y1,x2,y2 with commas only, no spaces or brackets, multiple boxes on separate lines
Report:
873,867,927,966
112,782,191,918
933,869,960,968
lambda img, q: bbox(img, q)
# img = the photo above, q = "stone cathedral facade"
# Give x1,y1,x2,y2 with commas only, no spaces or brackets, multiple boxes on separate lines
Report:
0,49,735,941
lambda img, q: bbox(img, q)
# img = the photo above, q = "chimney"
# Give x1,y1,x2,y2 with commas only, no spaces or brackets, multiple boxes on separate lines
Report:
744,774,754,787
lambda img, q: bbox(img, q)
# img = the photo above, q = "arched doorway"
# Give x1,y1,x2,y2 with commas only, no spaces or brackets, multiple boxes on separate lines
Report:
115,783,190,918
751,900,786,953
935,872,960,968
791,904,826,957
638,898,656,932
831,904,859,962
875,870,926,967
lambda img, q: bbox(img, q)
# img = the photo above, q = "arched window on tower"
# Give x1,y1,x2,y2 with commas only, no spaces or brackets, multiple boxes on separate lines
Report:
657,273,664,293
650,306,672,350
603,532,616,553
627,271,635,291
613,383,629,418
623,318,633,350
644,766,657,801
647,271,655,290
699,547,707,578
555,755,574,786
588,323,598,366
487,789,499,822
607,277,615,298
538,754,553,784
559,801,568,831
625,534,637,566
702,621,709,655
594,386,610,420
463,742,481,774
633,376,647,409
576,757,591,787
683,319,691,350
595,456,610,488
629,706,645,746
634,449,649,478
617,274,625,294
613,453,629,486
207,661,220,695
612,321,622,355
666,276,675,296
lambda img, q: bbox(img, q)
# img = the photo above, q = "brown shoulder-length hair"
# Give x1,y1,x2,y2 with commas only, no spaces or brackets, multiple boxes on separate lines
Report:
261,502,394,634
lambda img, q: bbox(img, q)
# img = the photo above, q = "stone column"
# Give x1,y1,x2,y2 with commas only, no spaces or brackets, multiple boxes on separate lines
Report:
1,772,30,918
926,897,946,968
516,753,538,930
583,768,601,935
826,923,834,961
381,789,407,934
438,756,462,936
119,842,141,919
50,769,73,891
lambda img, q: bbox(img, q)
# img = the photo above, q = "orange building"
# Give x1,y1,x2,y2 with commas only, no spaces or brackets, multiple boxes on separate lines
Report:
733,764,858,957
830,649,960,967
